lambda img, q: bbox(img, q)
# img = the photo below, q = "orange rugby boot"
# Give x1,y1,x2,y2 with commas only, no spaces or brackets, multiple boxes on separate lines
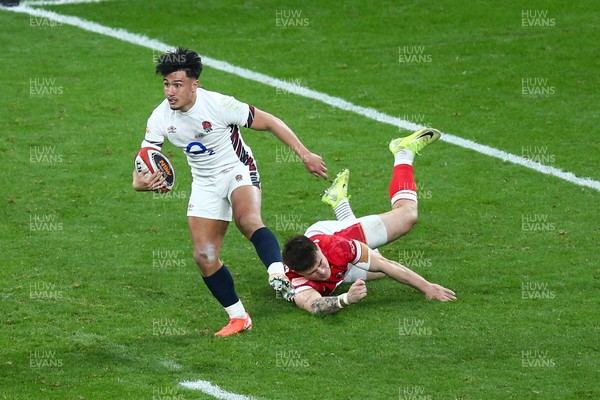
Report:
214,312,253,337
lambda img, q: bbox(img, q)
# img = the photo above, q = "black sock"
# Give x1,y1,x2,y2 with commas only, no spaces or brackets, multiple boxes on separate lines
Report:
250,226,282,269
202,265,239,308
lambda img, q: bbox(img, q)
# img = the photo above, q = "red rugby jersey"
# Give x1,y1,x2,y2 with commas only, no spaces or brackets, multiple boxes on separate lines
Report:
286,233,367,296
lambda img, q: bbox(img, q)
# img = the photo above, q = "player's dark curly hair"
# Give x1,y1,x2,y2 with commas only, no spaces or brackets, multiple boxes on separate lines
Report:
282,235,318,272
155,47,202,79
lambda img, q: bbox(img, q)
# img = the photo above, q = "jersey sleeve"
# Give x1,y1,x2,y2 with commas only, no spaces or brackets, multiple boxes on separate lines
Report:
218,95,255,128
349,241,371,270
142,108,165,150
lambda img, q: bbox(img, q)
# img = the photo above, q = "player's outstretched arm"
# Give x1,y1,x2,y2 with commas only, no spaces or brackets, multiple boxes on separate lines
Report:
249,108,328,179
132,169,166,192
368,250,456,302
293,280,367,315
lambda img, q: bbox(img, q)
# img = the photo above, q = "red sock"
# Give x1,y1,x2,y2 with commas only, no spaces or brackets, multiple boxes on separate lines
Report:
388,164,417,205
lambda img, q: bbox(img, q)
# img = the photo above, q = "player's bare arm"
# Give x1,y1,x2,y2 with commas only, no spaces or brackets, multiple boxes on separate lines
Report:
132,169,166,191
293,280,368,315
368,249,456,302
249,108,328,179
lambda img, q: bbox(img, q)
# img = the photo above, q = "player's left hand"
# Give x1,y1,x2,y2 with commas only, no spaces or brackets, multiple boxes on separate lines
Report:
132,169,166,191
425,283,456,302
347,279,368,304
302,152,328,179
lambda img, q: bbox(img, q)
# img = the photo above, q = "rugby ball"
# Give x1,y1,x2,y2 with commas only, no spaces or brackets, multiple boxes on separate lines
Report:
134,147,176,193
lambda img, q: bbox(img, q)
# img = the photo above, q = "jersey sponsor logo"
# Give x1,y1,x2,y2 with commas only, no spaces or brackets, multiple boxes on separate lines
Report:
201,121,213,133
185,141,215,155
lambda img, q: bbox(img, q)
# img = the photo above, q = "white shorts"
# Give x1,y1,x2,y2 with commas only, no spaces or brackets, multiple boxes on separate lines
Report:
343,264,369,283
304,215,388,249
187,163,260,221
342,248,382,283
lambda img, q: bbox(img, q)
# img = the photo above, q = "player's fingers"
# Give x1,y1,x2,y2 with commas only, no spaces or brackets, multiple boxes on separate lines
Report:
320,165,328,179
149,177,161,189
313,170,328,180
150,172,165,183
444,289,456,300
443,292,456,301
149,173,166,190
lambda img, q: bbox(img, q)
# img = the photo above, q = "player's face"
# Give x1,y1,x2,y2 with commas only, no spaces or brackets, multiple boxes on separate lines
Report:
299,250,331,281
163,70,198,112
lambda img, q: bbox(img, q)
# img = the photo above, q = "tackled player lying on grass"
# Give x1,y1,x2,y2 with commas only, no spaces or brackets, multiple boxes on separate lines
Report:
283,129,456,314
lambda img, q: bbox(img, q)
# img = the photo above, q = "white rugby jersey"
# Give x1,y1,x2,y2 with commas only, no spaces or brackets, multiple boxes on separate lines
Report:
142,88,258,182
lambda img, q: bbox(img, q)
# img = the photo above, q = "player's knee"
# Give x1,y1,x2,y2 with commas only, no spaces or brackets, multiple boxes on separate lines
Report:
392,203,418,230
192,246,219,273
405,207,418,229
235,214,263,238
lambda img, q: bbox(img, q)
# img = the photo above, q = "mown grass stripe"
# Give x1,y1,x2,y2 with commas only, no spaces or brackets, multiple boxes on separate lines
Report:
3,4,598,192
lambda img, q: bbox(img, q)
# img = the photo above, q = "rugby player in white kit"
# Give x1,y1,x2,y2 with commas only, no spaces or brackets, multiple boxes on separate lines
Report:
132,48,327,336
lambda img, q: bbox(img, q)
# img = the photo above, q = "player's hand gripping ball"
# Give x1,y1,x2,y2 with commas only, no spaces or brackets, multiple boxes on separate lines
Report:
134,147,176,193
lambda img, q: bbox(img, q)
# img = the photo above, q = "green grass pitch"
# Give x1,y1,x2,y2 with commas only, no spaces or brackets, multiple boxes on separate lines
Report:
1,1,598,399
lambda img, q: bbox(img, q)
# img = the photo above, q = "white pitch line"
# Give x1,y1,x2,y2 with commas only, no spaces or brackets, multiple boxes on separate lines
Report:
180,380,258,400
23,0,107,6
2,4,599,192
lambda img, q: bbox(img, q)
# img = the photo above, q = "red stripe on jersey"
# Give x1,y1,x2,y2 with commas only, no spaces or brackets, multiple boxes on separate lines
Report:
229,127,260,188
246,105,256,128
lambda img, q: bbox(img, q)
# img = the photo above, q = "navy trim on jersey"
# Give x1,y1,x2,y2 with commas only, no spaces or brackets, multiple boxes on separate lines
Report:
245,105,256,128
230,126,260,188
